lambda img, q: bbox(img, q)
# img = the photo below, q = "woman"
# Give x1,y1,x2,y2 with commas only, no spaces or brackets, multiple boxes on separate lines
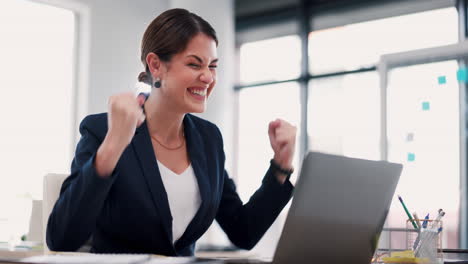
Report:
46,8,296,256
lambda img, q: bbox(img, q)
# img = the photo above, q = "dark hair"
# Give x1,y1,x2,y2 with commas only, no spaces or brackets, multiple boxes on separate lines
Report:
138,8,218,85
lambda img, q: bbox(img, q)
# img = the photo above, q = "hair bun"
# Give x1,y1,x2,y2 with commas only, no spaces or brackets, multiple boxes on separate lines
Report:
138,71,152,85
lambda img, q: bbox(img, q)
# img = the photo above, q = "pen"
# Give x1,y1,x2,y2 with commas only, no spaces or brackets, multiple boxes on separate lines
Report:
398,195,418,229
422,213,429,228
413,212,421,229
431,210,445,229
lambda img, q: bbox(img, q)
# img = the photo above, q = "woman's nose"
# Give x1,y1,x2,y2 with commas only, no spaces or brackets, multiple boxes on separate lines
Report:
200,69,214,84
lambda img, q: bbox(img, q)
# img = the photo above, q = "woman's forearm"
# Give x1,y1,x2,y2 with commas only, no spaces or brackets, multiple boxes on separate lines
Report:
94,132,127,178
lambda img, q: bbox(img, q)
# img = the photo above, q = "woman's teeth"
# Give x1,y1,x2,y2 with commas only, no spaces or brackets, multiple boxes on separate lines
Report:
190,89,206,96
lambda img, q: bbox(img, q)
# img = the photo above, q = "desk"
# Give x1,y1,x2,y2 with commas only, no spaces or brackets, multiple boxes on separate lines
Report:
442,250,468,263
0,249,43,259
0,251,262,264
0,249,43,264
0,251,466,264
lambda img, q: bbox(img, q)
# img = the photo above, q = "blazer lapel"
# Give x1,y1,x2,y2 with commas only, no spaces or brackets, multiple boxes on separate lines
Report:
175,115,212,250
132,121,174,243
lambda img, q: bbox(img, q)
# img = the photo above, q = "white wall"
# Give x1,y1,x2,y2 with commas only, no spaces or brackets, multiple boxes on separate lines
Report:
75,0,169,115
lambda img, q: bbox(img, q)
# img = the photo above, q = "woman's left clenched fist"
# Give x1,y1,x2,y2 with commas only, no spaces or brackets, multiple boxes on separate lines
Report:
268,119,297,183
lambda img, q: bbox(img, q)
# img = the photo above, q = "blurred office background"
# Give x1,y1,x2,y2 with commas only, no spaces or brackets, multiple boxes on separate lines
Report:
0,0,467,257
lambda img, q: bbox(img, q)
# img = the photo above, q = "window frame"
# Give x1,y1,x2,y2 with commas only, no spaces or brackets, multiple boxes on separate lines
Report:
32,0,91,150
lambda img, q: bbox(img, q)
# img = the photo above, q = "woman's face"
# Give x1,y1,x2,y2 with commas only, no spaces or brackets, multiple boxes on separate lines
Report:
158,33,218,113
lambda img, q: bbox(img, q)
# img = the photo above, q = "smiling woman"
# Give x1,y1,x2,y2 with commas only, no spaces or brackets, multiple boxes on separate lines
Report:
46,8,297,256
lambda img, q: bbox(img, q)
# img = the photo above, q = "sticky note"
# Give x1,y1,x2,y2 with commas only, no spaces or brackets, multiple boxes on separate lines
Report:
407,153,415,162
406,133,414,142
457,68,468,82
438,76,446,84
422,102,430,111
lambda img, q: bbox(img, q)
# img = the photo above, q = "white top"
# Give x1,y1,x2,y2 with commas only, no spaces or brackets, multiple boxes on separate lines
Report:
157,161,201,244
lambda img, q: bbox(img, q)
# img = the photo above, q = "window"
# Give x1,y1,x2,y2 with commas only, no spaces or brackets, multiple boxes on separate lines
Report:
237,35,302,202
237,82,301,201
306,7,459,247
386,60,460,248
0,0,75,242
309,8,458,74
237,2,461,251
239,35,301,85
308,72,380,160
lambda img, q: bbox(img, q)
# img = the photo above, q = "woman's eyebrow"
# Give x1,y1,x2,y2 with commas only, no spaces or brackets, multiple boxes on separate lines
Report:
187,55,218,64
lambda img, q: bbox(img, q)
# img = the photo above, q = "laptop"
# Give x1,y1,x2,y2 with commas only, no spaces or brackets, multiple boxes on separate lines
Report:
225,151,402,264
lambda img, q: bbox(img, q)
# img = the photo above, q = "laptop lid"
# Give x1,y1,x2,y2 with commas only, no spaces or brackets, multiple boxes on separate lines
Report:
272,152,403,264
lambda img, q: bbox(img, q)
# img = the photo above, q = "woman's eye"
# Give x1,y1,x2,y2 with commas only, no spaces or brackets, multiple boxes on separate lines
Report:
188,63,200,68
209,65,218,69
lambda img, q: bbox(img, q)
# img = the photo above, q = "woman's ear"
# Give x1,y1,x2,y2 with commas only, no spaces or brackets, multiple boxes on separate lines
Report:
146,52,162,77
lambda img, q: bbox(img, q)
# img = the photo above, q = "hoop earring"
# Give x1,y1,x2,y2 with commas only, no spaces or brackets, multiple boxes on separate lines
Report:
154,77,161,88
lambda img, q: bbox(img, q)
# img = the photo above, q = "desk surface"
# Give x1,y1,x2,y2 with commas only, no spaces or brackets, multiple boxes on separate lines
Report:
1,250,468,264
0,249,42,259
442,252,468,263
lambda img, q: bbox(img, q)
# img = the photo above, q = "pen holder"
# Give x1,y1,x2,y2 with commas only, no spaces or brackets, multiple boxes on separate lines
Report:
406,219,443,262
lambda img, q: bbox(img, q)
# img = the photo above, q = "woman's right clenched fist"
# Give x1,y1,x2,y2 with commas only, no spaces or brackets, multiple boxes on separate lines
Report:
107,92,146,149
94,92,145,178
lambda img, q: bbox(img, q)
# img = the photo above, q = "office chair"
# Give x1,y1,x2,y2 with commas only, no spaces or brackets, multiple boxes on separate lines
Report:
42,173,92,252
42,173,67,252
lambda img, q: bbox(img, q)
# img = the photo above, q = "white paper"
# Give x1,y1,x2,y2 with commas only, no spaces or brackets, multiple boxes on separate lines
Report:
21,254,151,264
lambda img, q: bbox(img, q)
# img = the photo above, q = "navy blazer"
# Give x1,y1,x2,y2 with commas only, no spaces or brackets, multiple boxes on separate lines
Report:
46,113,294,256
